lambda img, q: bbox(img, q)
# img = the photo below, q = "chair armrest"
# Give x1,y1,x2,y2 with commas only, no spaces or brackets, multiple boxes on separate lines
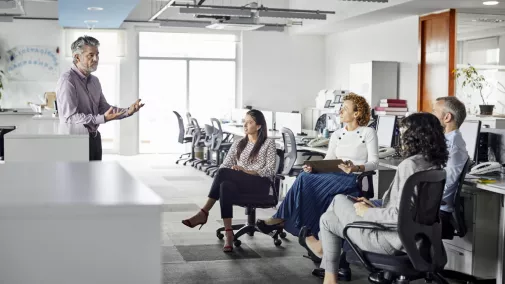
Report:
357,171,376,179
275,174,286,181
345,221,397,232
342,221,397,272
298,150,325,157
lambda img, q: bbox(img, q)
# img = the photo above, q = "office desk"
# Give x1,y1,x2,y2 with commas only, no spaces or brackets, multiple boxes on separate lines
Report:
0,161,163,284
3,120,89,162
221,124,318,139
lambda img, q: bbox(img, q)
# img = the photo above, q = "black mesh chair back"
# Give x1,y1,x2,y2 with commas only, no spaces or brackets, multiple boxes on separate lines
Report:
173,111,186,144
398,169,447,273
281,127,298,175
211,118,224,151
451,158,471,238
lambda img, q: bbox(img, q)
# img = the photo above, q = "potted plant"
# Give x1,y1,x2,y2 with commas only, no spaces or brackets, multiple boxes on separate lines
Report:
453,65,493,115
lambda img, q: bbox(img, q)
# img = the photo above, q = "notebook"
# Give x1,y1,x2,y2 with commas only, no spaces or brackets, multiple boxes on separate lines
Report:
304,159,345,173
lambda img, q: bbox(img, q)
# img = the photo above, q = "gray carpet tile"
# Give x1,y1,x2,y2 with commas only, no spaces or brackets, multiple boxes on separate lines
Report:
215,219,248,225
112,155,374,284
162,246,185,264
162,257,324,284
176,244,262,262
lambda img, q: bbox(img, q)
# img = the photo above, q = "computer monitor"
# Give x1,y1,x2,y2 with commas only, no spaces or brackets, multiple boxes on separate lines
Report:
460,120,481,162
377,115,397,148
259,110,274,131
276,112,302,135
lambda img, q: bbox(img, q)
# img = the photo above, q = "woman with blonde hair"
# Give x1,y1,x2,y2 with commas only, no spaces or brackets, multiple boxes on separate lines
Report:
257,93,379,248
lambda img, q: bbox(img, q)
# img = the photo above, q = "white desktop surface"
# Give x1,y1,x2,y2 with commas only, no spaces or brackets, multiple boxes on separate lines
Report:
0,162,162,209
0,162,162,284
32,114,60,121
3,120,89,162
4,119,88,139
222,124,318,139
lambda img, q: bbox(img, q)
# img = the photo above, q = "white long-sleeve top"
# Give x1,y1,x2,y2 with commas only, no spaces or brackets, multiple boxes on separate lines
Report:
324,126,379,172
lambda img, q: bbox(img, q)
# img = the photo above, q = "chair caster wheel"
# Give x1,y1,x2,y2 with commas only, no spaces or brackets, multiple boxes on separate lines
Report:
234,240,242,247
274,239,282,246
280,232,287,239
217,233,224,240
176,161,179,164
247,231,254,236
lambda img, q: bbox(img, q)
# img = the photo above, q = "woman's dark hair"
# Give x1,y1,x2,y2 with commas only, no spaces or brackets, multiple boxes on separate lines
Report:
399,113,448,168
236,109,268,162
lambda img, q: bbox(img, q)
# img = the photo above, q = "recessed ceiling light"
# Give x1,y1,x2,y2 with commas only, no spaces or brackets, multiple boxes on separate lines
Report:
84,20,99,24
87,7,103,11
483,1,499,5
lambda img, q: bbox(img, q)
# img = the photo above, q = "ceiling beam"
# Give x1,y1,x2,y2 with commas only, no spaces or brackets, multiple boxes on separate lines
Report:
180,7,251,17
172,3,335,15
149,0,176,22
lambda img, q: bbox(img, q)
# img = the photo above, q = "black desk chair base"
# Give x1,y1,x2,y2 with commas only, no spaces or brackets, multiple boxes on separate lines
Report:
215,207,287,247
176,153,191,164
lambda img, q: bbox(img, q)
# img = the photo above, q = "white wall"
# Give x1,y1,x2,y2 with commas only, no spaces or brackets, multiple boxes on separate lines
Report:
325,16,419,110
241,32,325,112
0,20,325,155
0,19,68,108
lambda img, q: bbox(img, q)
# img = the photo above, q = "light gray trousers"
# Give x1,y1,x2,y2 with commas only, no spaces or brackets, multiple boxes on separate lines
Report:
319,195,396,273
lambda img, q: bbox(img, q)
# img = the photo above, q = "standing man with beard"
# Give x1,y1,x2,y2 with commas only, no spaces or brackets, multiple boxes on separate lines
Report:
56,36,144,161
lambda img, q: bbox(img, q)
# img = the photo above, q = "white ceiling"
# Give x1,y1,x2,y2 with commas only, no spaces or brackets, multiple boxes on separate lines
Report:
2,0,505,39
288,0,505,35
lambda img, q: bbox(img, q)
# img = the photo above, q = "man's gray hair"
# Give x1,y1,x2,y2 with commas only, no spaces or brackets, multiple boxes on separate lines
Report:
436,96,467,128
71,36,100,64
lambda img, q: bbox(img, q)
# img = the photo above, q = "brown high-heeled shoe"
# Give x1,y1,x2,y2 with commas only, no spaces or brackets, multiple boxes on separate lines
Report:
182,208,208,230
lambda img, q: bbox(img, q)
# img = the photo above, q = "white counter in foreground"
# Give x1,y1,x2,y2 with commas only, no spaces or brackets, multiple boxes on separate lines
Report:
0,161,163,284
3,120,88,162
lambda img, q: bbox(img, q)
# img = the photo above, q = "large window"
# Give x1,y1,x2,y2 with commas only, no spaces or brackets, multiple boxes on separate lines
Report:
94,62,119,152
139,32,237,153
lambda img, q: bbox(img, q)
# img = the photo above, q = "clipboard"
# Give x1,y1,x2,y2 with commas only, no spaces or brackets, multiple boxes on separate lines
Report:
304,159,345,173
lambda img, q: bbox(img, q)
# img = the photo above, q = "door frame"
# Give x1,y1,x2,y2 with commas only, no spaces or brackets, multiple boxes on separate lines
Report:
417,9,457,112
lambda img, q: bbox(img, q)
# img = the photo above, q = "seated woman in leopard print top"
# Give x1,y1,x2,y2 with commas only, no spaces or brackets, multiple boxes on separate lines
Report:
182,109,276,253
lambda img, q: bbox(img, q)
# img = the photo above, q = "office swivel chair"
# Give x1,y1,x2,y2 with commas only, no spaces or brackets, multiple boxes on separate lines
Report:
344,169,448,284
216,149,288,247
173,111,193,165
194,124,214,169
281,127,325,176
185,112,195,135
205,118,232,178
183,118,206,166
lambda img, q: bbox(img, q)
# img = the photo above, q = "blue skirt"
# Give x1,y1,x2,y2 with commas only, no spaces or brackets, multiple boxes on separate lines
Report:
273,171,359,237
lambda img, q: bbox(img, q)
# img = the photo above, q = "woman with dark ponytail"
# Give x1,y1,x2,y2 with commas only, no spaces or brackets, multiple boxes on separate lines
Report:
182,109,277,253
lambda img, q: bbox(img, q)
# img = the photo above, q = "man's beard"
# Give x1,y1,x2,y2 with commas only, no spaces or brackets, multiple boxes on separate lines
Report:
87,64,98,73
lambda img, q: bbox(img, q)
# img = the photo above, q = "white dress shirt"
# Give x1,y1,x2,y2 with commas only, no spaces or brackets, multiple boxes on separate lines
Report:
324,126,379,172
